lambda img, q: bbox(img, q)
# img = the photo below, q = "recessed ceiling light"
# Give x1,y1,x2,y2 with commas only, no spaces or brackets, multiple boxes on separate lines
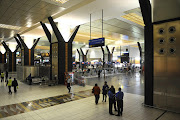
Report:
0,24,21,30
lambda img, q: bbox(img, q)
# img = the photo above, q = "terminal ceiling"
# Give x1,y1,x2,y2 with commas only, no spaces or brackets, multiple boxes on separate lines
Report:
0,0,145,50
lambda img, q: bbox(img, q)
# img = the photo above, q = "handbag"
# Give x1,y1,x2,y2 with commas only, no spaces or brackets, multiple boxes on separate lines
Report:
92,88,94,93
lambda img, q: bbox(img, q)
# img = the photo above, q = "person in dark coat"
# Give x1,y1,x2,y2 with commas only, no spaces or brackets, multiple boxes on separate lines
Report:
108,87,114,115
12,78,18,93
27,73,32,85
111,85,117,111
102,81,109,102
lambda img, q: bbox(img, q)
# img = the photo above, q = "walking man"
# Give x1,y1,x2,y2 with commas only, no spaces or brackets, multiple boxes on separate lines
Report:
12,78,18,93
92,83,100,105
102,81,109,102
115,88,124,116
7,77,12,94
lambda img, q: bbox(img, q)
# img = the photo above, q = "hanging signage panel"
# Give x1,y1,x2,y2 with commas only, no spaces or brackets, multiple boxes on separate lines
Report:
89,38,105,48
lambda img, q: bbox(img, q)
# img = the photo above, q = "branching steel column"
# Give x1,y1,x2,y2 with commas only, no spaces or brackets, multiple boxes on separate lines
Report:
16,34,29,65
30,38,40,65
139,0,153,106
48,16,80,84
40,21,52,80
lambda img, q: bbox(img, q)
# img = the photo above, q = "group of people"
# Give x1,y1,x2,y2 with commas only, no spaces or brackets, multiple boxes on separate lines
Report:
92,82,124,116
1,71,18,94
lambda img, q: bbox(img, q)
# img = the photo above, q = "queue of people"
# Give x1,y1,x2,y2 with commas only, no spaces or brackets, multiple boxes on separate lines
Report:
92,82,124,116
1,71,19,94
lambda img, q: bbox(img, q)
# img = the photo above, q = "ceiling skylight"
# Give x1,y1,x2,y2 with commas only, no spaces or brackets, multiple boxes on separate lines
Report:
0,24,21,30
121,13,145,26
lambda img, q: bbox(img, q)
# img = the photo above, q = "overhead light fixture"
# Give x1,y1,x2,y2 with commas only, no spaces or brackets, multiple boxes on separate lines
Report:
52,0,69,4
0,24,21,30
42,0,69,4
121,13,145,26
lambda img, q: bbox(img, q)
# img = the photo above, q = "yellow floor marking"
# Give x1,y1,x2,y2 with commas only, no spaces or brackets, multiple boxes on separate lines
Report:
18,104,30,112
32,102,43,109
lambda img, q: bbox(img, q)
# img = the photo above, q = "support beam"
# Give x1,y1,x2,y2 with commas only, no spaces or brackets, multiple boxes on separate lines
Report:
40,21,52,80
106,45,115,62
48,17,64,43
14,37,21,48
77,49,81,62
137,42,142,69
17,34,28,49
40,22,51,43
139,0,153,106
0,52,2,63
2,42,12,71
30,38,40,66
48,16,80,84
12,45,20,71
16,34,29,65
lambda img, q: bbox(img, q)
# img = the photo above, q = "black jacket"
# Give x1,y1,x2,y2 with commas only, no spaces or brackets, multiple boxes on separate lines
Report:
12,80,18,86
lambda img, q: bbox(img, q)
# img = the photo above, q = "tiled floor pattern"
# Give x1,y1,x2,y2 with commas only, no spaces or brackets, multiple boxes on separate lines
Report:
0,72,179,120
1,92,180,120
0,90,93,119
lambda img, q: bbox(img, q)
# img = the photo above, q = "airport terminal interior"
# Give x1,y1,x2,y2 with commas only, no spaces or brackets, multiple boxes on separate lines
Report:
0,0,180,120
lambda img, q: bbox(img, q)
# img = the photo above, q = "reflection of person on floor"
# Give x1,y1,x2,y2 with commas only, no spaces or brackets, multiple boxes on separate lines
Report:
111,85,117,111
6,77,12,94
102,81,109,102
1,72,4,82
12,78,18,93
92,83,100,105
66,73,71,93
98,70,101,78
115,88,124,116
108,87,114,115
6,71,8,82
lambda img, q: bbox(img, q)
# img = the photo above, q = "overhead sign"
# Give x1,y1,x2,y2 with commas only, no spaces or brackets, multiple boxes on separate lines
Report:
89,38,105,48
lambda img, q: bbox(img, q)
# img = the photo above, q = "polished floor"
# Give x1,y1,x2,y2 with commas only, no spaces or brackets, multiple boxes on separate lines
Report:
84,72,144,95
0,72,179,120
